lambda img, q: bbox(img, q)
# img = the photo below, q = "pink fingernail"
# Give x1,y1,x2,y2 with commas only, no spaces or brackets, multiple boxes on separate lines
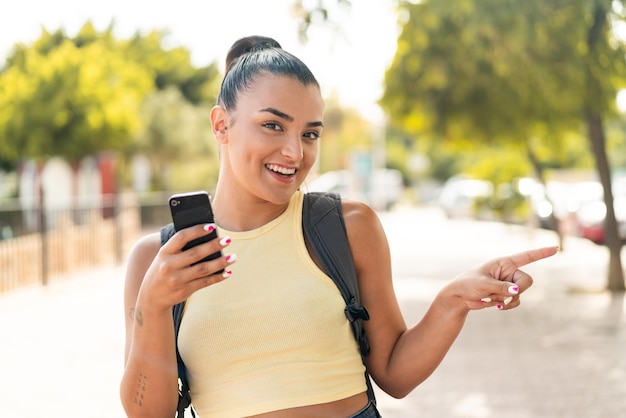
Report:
508,285,519,294
203,223,216,232
225,254,237,264
496,304,504,310
222,270,232,278
220,236,231,246
480,297,492,303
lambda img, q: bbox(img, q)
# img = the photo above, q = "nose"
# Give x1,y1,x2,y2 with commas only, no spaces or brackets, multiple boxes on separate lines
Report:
281,134,303,161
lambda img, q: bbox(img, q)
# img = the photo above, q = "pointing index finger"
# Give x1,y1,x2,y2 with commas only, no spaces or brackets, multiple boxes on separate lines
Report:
507,246,559,268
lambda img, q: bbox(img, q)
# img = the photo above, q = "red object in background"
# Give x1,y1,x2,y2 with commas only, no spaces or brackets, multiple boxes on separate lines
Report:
575,196,626,244
98,153,117,218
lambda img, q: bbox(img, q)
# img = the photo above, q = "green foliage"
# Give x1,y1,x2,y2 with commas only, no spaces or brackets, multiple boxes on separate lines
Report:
132,87,219,191
291,0,352,42
318,96,373,173
381,0,626,184
122,30,220,105
462,146,531,186
0,32,153,164
384,135,412,180
0,21,221,189
385,0,587,136
606,117,626,168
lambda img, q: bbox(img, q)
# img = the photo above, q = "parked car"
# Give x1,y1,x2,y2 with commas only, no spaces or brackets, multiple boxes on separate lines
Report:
574,178,626,244
524,180,611,236
437,176,493,219
575,197,626,243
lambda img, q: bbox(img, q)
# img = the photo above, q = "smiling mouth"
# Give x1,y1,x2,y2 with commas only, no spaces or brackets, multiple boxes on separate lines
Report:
266,164,297,177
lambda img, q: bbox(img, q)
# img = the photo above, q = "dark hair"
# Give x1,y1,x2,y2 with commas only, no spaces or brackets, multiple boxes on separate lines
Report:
217,36,320,110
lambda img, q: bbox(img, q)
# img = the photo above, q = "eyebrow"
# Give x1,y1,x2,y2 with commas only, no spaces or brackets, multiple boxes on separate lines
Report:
260,107,324,128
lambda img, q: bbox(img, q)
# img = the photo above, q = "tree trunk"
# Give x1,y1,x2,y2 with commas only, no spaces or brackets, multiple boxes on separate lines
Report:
586,111,625,291
526,142,565,250
584,3,625,292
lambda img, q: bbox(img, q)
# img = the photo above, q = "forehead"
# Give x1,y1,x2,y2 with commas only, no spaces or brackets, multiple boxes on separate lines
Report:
237,74,324,117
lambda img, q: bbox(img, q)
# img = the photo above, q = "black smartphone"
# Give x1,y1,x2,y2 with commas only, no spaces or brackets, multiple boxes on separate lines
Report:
169,191,223,269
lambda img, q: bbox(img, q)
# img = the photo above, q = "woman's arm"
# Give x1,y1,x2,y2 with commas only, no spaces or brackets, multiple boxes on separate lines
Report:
120,233,179,418
120,225,235,418
342,201,557,398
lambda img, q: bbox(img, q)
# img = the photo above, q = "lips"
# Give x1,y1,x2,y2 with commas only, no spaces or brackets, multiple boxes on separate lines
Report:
266,164,296,176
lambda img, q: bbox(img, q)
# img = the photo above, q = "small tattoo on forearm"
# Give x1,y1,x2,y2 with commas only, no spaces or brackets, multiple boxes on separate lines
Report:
135,307,144,327
134,372,147,407
128,307,135,320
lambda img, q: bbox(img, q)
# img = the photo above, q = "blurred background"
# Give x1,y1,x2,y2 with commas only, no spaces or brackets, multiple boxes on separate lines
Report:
2,0,625,290
0,1,625,416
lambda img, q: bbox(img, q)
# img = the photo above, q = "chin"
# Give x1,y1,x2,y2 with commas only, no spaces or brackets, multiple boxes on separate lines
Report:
263,187,299,205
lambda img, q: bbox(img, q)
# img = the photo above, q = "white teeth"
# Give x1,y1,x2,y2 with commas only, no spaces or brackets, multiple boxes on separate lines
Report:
266,164,296,175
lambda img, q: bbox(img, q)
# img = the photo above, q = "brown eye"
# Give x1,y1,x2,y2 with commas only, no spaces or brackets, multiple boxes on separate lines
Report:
303,131,321,140
263,122,282,131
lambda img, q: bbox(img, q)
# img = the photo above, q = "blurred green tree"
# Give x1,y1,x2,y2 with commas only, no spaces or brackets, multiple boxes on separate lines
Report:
122,29,220,105
317,95,374,173
381,0,626,290
0,25,153,165
291,0,352,42
131,87,218,192
0,22,221,191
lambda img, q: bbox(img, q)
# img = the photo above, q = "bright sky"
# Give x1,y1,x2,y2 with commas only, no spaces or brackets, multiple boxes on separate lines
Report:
0,0,399,124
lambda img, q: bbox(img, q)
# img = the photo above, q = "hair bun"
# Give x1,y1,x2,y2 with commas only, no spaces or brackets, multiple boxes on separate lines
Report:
225,36,282,71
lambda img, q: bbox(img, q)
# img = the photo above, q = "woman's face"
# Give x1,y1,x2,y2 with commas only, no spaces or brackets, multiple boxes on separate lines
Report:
215,74,324,204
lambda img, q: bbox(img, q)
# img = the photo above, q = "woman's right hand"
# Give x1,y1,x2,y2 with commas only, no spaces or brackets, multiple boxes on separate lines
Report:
138,223,235,312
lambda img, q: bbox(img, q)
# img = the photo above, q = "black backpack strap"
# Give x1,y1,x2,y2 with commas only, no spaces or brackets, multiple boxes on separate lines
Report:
173,301,193,418
160,224,195,418
302,192,376,404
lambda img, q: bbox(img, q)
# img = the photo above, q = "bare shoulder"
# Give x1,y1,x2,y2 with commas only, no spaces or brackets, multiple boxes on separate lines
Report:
122,232,162,359
340,200,390,275
340,199,377,222
341,200,387,244
127,232,161,275
124,232,161,300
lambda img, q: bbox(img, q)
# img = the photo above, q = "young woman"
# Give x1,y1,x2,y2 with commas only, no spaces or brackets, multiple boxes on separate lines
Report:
120,36,557,418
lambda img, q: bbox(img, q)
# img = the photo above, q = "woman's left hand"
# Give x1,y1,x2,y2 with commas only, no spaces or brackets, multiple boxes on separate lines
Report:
444,246,559,311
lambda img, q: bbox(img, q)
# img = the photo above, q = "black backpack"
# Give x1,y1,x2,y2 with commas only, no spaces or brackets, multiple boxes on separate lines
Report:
159,192,374,417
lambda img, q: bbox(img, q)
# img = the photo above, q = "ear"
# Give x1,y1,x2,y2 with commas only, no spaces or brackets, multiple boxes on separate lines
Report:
210,105,229,144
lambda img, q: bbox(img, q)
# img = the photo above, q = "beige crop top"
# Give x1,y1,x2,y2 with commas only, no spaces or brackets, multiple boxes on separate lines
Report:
177,191,366,417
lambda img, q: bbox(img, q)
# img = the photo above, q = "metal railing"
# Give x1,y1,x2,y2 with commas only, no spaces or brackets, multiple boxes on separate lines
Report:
0,192,173,293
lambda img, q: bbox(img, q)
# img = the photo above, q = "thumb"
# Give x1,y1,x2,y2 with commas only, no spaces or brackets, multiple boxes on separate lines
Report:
479,278,521,300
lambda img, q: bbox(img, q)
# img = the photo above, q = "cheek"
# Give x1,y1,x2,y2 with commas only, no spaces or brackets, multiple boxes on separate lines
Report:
230,134,258,157
224,139,254,170
302,142,319,168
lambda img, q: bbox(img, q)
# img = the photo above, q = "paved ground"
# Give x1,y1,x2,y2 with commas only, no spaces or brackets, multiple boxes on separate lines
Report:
0,209,624,417
375,208,626,418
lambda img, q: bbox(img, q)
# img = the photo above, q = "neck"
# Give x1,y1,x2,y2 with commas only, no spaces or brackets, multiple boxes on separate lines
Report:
212,186,294,232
